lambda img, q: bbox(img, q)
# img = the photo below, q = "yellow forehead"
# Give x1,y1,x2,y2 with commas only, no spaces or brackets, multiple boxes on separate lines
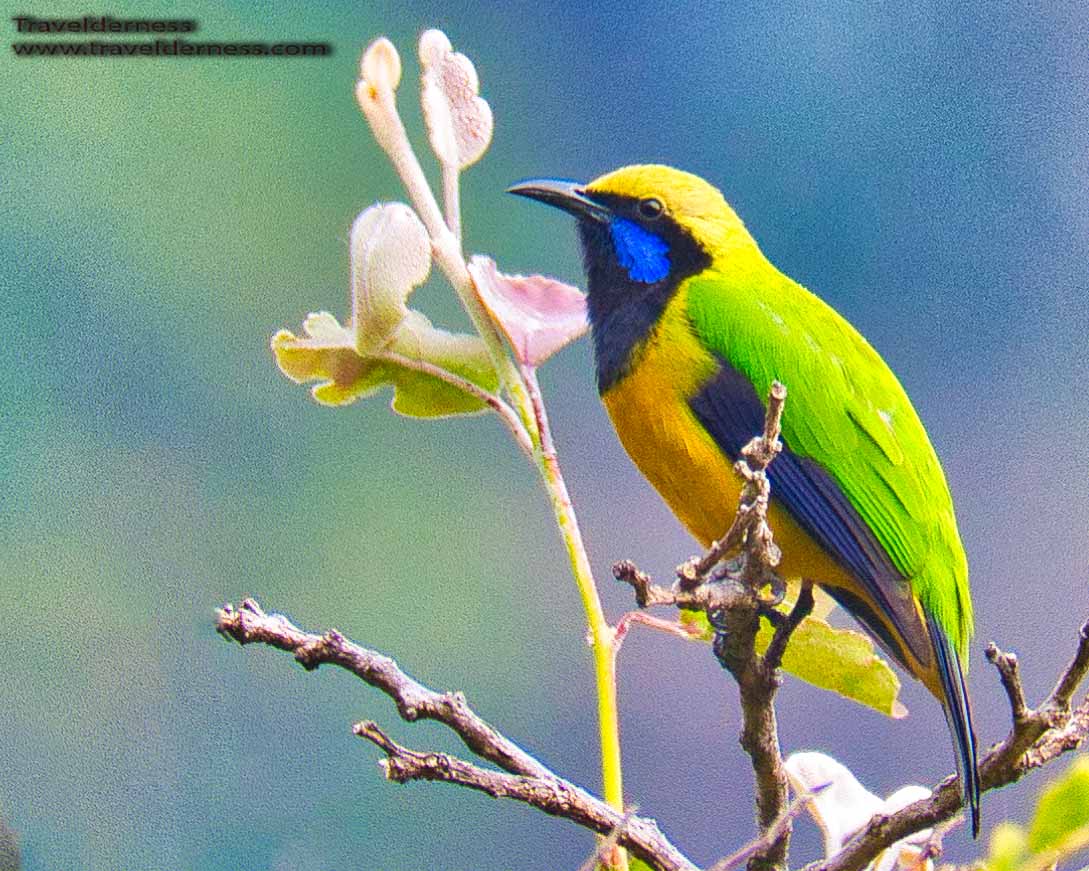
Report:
587,164,750,249
587,164,725,211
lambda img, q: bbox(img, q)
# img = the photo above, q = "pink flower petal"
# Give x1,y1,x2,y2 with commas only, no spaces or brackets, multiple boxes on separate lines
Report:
419,30,493,169
468,255,588,367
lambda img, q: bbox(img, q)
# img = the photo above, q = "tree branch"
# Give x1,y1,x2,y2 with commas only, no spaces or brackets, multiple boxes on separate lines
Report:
220,366,1089,871
216,599,697,871
678,381,786,586
217,598,544,777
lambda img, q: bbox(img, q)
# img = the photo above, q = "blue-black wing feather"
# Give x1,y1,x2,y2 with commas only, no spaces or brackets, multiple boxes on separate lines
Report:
689,358,928,669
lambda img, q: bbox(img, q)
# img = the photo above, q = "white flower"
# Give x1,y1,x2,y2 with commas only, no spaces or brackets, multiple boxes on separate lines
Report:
785,752,933,871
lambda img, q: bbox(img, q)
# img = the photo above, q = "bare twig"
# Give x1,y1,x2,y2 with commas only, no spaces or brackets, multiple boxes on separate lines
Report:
1048,618,1089,712
679,381,786,585
354,721,689,869
217,598,544,777
612,611,706,658
985,642,1029,725
216,599,696,871
707,782,829,871
762,583,814,673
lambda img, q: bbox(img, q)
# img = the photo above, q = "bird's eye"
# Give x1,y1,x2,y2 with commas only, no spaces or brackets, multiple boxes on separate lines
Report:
637,197,664,220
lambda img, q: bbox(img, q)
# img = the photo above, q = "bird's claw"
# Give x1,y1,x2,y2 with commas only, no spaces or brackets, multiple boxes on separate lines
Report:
757,571,786,607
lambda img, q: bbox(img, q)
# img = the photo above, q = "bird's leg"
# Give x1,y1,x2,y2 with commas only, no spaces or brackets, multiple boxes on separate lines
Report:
762,582,814,674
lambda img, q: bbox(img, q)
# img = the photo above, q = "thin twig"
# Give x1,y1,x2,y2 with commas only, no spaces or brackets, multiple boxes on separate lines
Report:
1048,617,1089,711
708,782,830,871
354,722,690,870
612,611,706,660
762,583,814,673
217,599,544,778
984,642,1029,725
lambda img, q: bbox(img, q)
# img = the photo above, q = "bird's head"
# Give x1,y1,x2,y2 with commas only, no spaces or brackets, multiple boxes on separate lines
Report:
509,164,758,389
509,163,755,290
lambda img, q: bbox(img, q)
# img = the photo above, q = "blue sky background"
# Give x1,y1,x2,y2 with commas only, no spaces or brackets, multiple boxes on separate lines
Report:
3,1,1088,868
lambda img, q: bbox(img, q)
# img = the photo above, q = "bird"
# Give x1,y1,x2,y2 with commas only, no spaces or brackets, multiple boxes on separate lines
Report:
508,164,980,836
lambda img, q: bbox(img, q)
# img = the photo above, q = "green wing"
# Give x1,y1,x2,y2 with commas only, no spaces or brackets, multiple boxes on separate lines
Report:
685,264,972,657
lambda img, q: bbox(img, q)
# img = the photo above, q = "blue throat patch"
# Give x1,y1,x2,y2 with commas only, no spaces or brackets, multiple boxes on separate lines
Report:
609,218,671,283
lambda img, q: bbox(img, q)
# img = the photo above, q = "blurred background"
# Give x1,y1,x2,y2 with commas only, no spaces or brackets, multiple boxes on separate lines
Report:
3,1,1088,868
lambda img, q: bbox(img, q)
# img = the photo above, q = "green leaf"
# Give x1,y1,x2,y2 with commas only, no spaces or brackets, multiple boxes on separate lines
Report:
1028,756,1089,853
273,311,498,418
384,312,499,418
678,606,905,718
756,614,905,719
627,858,655,871
981,822,1029,871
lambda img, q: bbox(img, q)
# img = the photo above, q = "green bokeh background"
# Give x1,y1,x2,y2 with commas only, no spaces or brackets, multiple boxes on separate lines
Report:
3,2,1088,869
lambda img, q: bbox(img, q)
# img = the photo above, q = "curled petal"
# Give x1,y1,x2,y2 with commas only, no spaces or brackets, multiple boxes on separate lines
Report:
468,255,588,367
419,29,494,169
350,203,432,355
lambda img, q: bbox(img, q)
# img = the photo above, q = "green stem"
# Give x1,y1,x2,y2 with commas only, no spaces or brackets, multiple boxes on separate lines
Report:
358,46,618,862
523,367,627,871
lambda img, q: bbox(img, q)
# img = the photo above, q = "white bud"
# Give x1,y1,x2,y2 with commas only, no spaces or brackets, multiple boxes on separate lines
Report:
418,29,452,68
361,37,401,91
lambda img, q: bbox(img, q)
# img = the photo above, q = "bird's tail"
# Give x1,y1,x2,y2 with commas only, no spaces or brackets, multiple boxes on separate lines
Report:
927,612,981,837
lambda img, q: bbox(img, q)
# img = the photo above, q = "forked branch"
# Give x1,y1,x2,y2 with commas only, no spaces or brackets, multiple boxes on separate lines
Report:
617,382,803,871
216,599,696,871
